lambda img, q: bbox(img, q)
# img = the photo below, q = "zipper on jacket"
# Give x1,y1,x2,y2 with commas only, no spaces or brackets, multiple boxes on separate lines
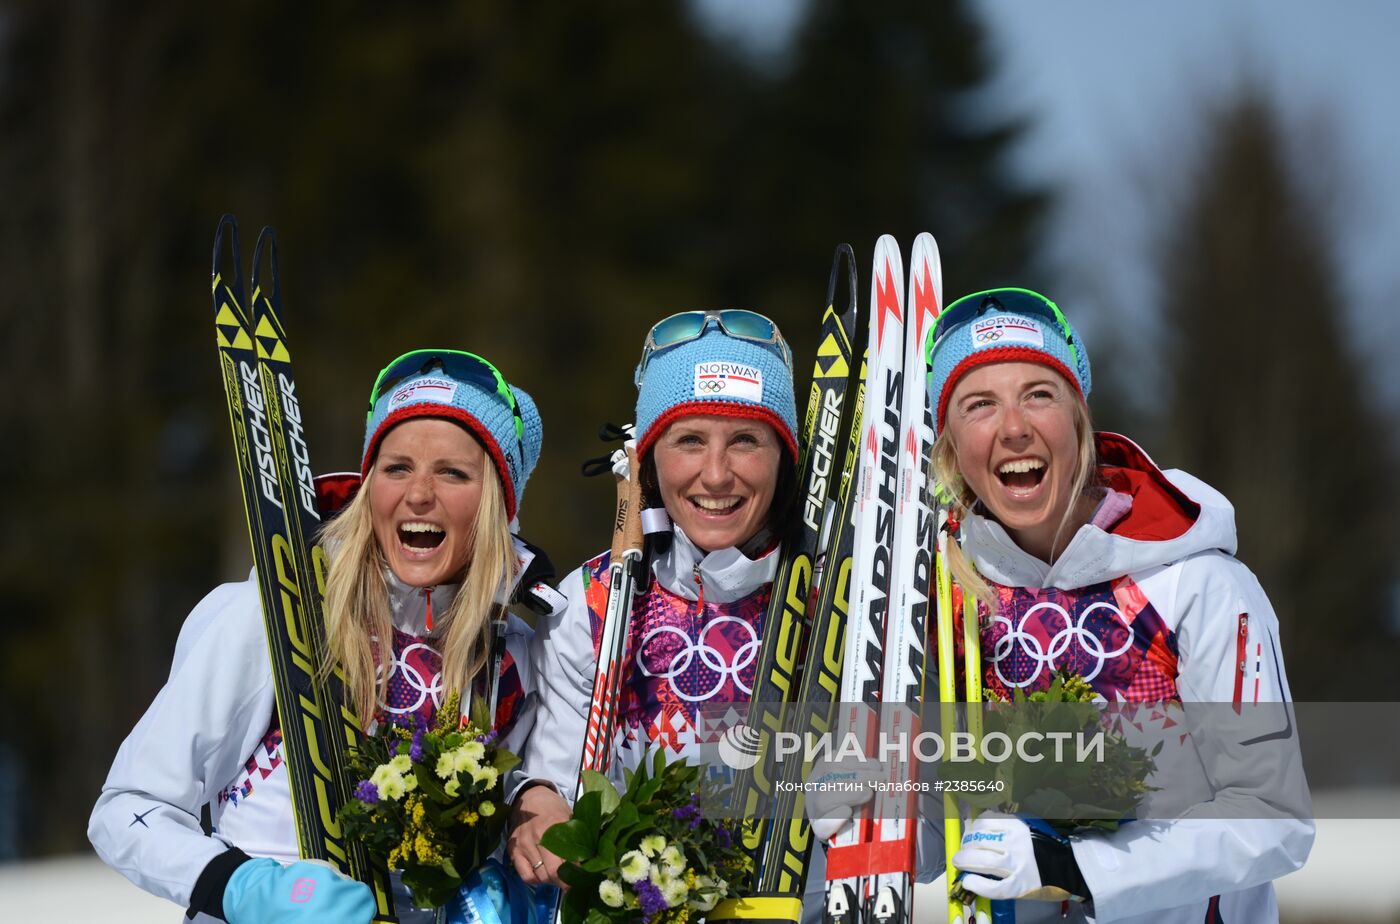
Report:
693,561,705,613
424,586,435,632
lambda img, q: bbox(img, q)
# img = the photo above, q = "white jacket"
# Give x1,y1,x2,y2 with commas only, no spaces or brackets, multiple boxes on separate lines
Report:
921,433,1313,922
88,569,534,916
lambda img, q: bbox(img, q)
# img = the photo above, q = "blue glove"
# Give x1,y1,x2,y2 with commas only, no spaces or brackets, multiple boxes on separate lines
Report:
223,857,375,924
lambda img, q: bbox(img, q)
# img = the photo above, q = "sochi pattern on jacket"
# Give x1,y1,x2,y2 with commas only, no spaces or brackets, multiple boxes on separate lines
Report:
581,549,769,760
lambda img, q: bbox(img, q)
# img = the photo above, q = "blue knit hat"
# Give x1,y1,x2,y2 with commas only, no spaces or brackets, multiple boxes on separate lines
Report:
927,288,1092,436
634,324,798,461
362,350,543,519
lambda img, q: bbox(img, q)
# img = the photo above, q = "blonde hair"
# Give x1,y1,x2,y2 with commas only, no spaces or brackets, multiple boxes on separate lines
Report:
319,455,516,728
931,395,1098,616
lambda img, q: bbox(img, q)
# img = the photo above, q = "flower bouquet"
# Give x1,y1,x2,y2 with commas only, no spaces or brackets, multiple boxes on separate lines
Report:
338,692,520,909
939,671,1160,838
938,671,1160,905
540,749,751,923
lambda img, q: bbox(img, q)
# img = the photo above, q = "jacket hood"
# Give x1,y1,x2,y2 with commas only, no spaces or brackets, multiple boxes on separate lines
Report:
960,432,1238,590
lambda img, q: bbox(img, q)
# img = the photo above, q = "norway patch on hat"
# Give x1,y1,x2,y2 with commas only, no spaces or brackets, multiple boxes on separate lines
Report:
693,361,763,403
390,375,459,408
971,315,1045,351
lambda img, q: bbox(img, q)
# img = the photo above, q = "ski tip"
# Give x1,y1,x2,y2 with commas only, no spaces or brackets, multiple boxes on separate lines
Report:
212,213,241,281
251,225,280,295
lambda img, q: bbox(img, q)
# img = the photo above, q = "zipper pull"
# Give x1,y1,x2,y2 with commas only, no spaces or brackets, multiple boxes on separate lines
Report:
693,562,705,611
423,586,435,632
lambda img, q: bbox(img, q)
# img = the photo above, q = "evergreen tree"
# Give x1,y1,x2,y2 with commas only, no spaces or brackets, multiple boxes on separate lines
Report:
1158,90,1398,700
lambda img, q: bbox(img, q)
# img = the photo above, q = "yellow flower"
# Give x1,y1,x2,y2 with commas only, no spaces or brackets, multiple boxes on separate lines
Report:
458,810,479,826
410,796,427,826
414,831,442,864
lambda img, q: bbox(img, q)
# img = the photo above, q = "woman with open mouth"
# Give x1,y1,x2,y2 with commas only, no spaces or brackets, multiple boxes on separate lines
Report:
90,349,547,924
809,288,1313,923
505,310,801,902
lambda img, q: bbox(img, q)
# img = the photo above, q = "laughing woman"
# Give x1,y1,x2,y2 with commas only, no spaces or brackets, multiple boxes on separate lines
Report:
89,350,543,924
505,311,800,892
814,289,1313,922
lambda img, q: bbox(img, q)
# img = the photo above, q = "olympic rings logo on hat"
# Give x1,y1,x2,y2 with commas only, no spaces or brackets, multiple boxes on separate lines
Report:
975,329,1005,344
699,380,726,393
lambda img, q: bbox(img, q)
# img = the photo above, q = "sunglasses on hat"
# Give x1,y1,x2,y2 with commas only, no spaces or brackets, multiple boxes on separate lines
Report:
926,288,1080,377
369,349,524,461
635,309,792,387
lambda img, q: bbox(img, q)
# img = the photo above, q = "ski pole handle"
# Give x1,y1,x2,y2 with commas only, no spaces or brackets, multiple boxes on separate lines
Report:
611,444,644,563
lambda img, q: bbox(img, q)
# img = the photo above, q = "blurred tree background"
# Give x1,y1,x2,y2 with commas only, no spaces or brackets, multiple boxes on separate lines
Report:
0,0,1393,859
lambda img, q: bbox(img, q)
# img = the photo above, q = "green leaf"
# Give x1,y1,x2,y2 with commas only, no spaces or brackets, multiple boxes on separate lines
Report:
581,770,621,816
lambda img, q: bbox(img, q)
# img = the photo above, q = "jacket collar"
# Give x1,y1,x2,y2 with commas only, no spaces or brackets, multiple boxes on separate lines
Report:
650,525,779,603
383,568,460,635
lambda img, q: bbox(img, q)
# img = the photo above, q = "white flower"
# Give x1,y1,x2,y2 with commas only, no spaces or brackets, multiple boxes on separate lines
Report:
470,765,499,789
444,778,461,798
370,765,405,801
688,891,720,912
618,850,651,884
660,877,689,907
389,754,413,774
453,748,481,775
462,741,486,762
479,801,495,817
436,753,456,779
402,772,418,793
659,845,685,876
639,834,666,858
598,879,625,908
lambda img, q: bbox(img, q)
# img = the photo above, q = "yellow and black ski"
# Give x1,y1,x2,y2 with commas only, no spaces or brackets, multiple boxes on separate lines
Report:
211,215,395,921
712,244,865,922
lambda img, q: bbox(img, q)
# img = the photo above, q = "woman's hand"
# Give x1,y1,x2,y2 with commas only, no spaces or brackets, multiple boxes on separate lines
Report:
507,783,572,888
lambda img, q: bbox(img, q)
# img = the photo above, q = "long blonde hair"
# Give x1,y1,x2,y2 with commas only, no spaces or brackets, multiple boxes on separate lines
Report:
931,396,1098,616
319,457,516,727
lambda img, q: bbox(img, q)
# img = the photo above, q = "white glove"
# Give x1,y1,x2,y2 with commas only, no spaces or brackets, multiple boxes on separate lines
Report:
803,759,885,843
952,813,1083,903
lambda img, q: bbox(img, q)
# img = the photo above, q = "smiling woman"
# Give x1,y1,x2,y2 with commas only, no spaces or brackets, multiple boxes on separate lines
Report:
89,347,546,924
506,311,801,893
908,289,1313,922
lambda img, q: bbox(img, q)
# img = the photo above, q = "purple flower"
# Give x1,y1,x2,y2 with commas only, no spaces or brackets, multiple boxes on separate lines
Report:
410,725,426,762
672,795,704,829
476,729,498,746
354,779,380,805
634,879,668,921
715,825,731,848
